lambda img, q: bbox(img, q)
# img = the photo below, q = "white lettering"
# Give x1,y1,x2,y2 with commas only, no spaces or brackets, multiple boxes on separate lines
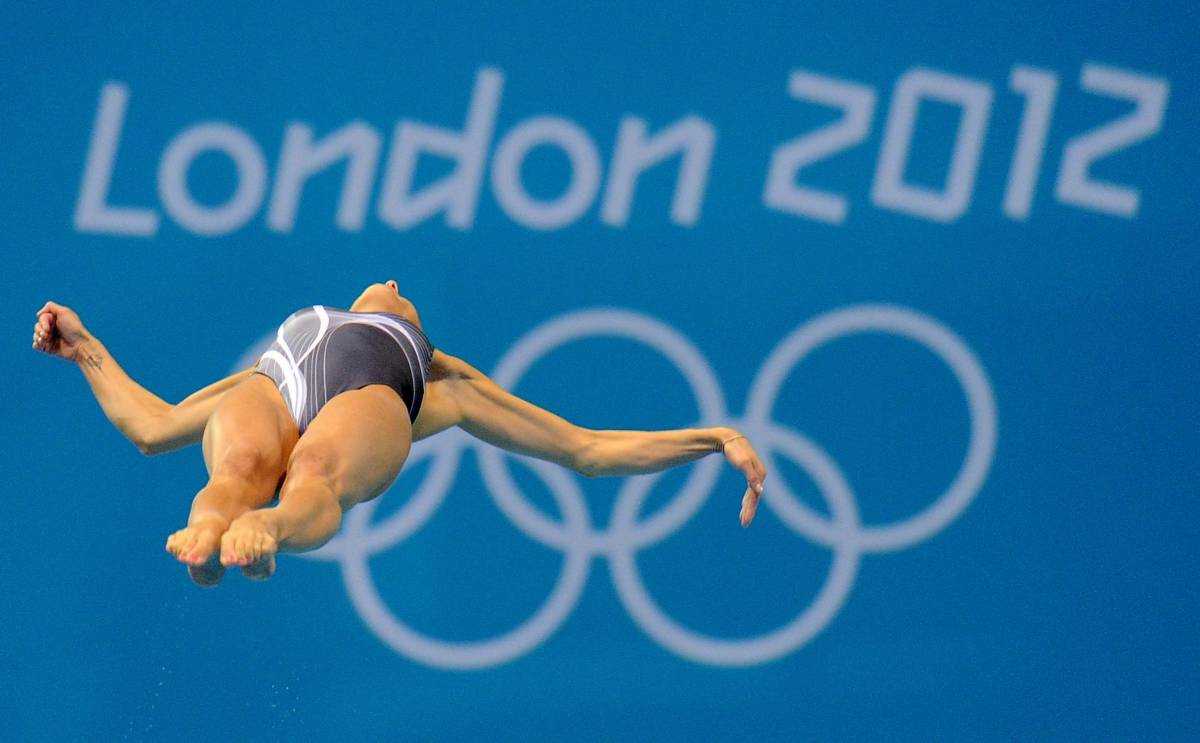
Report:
602,115,715,227
871,68,993,223
377,68,503,230
491,117,602,230
157,122,268,236
764,70,877,224
268,122,381,233
74,82,160,236
1055,63,1170,218
1003,66,1059,220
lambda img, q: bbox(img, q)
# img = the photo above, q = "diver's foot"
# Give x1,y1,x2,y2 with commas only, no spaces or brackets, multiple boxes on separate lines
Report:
221,511,279,581
165,517,228,567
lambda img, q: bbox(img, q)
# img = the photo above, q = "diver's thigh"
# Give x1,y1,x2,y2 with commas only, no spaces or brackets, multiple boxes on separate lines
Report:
201,373,299,479
284,384,412,507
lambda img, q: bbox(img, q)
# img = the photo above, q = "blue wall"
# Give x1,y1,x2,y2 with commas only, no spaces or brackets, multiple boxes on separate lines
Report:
2,2,1197,740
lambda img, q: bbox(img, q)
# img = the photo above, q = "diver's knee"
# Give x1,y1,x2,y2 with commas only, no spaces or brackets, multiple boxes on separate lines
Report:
213,443,280,485
285,445,341,490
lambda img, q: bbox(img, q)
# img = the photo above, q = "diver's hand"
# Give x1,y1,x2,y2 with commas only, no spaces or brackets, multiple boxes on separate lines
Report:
721,431,767,527
32,301,93,363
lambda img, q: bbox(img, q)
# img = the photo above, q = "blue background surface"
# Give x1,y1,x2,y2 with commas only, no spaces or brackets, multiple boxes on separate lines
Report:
1,3,1197,740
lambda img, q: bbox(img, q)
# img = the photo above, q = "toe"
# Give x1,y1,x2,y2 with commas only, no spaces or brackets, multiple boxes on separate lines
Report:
219,531,237,567
239,531,257,564
173,530,198,563
227,529,250,566
188,533,216,566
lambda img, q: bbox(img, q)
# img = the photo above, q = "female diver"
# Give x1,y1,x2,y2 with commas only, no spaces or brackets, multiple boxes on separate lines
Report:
31,281,767,586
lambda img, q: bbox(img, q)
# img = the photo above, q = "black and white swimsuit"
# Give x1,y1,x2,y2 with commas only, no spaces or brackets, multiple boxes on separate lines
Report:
253,306,435,433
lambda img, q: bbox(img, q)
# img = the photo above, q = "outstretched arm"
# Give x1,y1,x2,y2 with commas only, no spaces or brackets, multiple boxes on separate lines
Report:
430,351,767,526
32,301,251,455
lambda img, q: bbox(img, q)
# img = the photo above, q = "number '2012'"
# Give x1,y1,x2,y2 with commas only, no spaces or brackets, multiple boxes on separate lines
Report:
764,63,1170,224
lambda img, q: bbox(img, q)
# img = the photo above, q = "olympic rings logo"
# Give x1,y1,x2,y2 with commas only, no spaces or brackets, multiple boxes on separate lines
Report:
236,304,997,669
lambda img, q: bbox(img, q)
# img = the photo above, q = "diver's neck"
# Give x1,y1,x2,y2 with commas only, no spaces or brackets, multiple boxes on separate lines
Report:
348,301,392,314
347,301,421,330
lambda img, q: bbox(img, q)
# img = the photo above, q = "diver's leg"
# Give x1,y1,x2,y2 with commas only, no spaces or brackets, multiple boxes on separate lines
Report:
165,374,297,585
221,383,411,579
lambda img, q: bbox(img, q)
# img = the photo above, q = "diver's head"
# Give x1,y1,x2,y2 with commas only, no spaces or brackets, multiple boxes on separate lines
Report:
350,279,422,328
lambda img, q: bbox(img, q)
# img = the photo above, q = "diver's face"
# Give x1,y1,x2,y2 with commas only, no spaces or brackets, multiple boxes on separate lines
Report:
373,279,402,300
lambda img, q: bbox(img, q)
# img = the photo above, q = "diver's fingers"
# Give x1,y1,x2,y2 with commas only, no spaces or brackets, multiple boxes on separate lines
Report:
740,484,760,528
